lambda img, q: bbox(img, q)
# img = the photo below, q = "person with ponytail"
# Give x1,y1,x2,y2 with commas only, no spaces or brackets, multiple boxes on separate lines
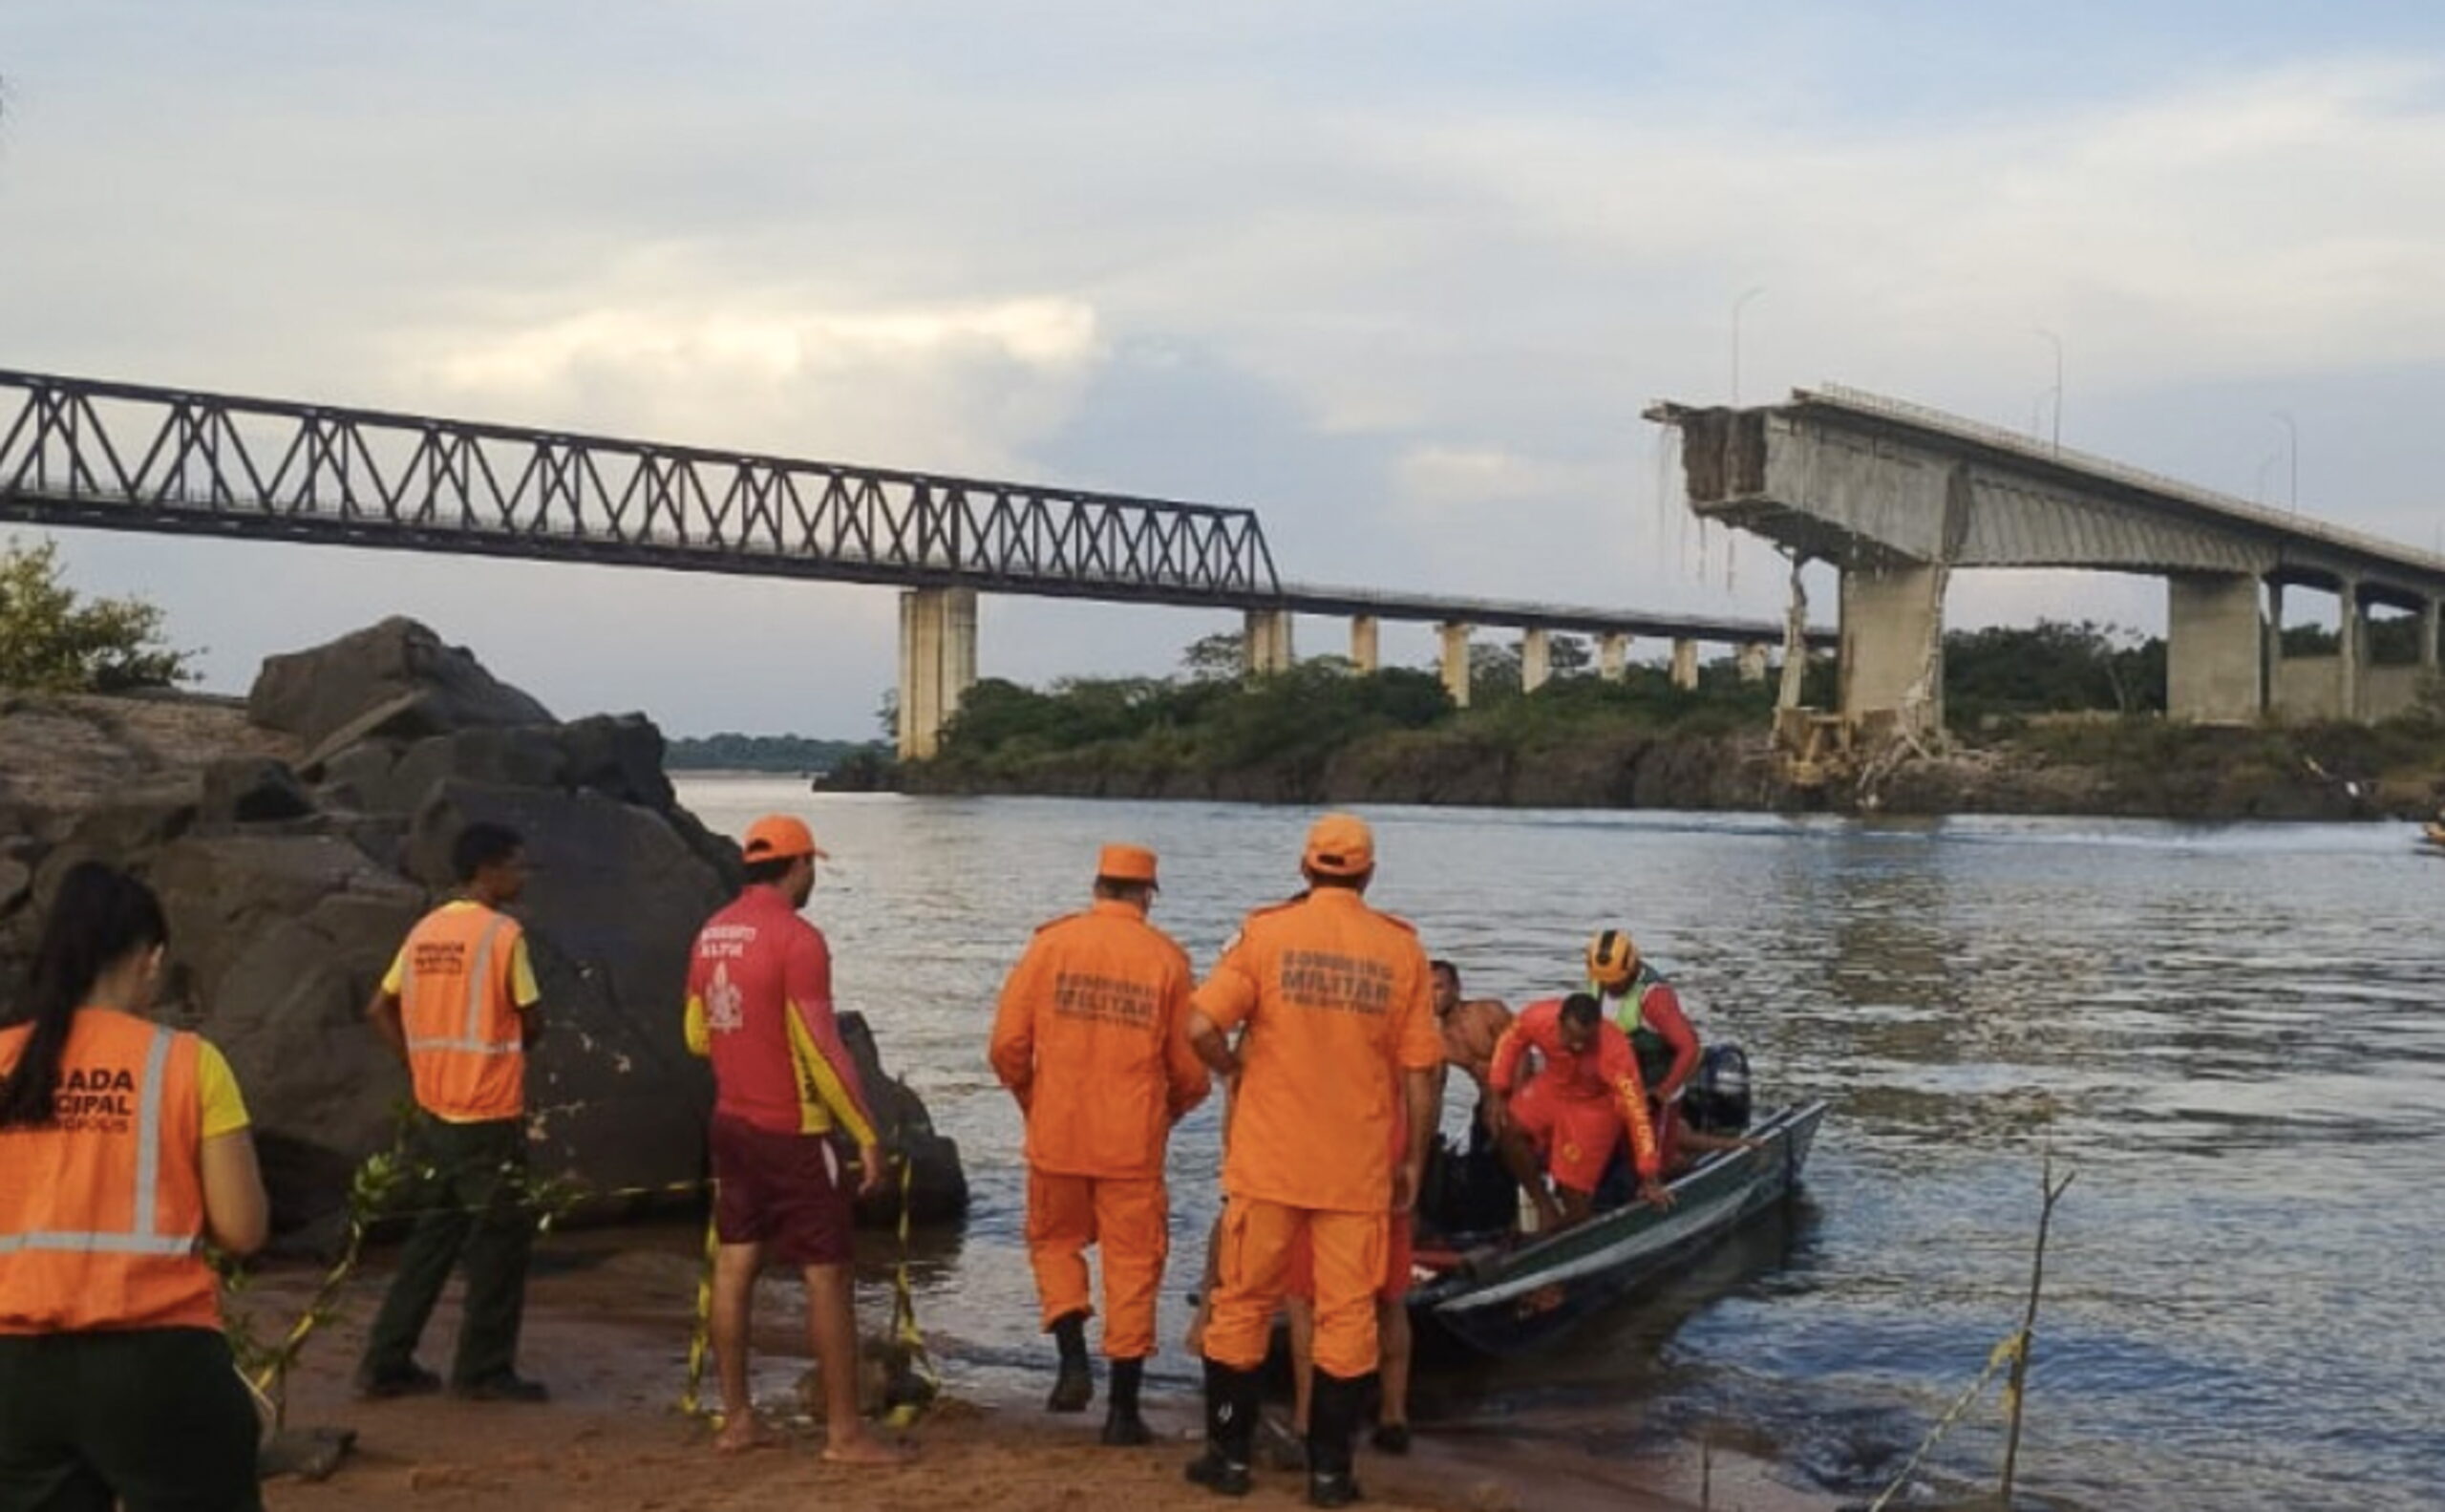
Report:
0,861,270,1511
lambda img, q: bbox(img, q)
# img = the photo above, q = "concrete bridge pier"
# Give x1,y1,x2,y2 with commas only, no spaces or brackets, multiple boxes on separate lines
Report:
2263,581,2286,711
1736,642,1771,684
1598,632,1630,682
1521,628,1552,692
1839,563,1945,736
2426,598,2442,672
1349,615,1380,673
1669,638,1700,691
897,586,978,760
1244,607,1296,677
1439,622,1473,707
2341,579,2364,720
2166,572,2265,723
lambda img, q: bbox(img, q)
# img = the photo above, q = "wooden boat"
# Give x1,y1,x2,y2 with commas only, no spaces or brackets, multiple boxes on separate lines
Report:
1407,1100,1827,1357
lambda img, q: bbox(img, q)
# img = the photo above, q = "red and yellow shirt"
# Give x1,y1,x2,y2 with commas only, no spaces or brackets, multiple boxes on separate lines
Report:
684,886,878,1144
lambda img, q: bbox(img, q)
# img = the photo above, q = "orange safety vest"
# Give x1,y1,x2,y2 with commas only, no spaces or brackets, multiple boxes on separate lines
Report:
0,1009,219,1333
399,904,528,1121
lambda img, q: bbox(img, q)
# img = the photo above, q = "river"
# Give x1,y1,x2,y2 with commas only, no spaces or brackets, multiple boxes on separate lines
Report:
673,779,2445,1511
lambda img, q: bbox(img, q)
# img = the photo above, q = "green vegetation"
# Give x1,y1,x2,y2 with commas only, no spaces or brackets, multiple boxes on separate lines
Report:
928,618,2195,787
665,732,889,773
898,618,2445,817
1944,619,2165,729
0,536,193,692
916,635,1782,799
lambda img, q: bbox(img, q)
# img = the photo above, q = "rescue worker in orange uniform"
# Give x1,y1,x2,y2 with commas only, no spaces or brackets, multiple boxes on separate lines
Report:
0,862,271,1510
359,820,550,1402
989,843,1210,1445
1489,992,1671,1232
1183,814,1442,1509
1282,1104,1414,1459
684,815,907,1466
1585,929,1703,1169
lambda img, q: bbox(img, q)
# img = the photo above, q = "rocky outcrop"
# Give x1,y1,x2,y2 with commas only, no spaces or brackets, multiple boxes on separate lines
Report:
0,619,966,1239
249,616,553,756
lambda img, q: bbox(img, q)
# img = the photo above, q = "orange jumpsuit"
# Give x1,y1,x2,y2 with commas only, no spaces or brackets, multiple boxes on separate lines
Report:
989,898,1209,1360
1490,998,1661,1196
1195,890,1443,1381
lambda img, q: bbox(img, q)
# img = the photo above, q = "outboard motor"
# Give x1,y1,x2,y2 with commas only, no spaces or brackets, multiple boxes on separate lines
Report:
1682,1044,1753,1134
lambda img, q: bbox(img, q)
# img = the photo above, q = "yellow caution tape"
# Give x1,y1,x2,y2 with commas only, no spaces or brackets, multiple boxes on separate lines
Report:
1861,1327,2029,1512
882,1155,942,1429
678,1202,721,1420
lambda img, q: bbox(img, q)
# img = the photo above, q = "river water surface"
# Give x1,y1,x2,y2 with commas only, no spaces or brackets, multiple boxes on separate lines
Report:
673,780,2445,1510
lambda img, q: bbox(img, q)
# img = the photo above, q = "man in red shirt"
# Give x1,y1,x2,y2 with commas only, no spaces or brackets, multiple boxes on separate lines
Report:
1586,929,1703,1170
683,815,907,1465
1489,993,1672,1232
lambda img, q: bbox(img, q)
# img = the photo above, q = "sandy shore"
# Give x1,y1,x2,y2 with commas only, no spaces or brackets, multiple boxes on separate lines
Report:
244,1238,1832,1512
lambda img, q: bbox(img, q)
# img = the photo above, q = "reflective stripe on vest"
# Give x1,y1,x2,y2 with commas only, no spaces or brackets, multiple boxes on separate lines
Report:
0,1026,192,1259
403,913,521,1057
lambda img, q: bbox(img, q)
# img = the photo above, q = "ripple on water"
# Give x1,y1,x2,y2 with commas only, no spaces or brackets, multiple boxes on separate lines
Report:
675,785,2445,1512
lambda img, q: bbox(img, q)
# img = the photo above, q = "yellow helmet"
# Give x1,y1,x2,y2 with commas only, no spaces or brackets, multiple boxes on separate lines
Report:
1586,928,1640,990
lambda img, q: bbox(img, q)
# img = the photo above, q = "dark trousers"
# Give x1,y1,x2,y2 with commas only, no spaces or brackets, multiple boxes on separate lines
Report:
0,1327,263,1511
360,1115,533,1388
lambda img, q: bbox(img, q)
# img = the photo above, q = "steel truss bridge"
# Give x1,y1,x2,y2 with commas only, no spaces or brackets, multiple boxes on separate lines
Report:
0,369,1819,647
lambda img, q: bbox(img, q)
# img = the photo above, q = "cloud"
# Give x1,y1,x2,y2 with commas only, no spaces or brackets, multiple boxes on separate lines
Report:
391,272,1106,474
8,10,2445,732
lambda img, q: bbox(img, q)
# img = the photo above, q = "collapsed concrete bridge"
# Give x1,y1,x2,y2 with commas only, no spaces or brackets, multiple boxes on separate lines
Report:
1648,386,2445,748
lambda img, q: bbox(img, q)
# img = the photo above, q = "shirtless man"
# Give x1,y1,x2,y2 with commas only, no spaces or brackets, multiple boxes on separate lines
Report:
1431,960,1511,1134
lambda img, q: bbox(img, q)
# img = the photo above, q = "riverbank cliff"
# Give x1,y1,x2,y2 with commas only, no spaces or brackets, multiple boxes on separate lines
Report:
891,684,2445,820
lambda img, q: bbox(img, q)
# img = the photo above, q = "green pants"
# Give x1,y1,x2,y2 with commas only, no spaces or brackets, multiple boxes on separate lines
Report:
360,1115,534,1389
0,1327,263,1511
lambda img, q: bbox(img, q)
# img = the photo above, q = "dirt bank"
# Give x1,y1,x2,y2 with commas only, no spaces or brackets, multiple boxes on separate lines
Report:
245,1233,1829,1512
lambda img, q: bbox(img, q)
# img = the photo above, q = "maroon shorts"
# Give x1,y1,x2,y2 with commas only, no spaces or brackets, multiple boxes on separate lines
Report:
710,1115,855,1267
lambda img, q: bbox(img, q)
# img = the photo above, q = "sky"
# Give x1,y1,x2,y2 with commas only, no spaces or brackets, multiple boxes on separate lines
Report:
6,2,2445,736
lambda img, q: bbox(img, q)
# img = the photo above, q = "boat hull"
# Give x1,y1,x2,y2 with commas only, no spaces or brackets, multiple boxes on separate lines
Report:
1412,1100,1826,1357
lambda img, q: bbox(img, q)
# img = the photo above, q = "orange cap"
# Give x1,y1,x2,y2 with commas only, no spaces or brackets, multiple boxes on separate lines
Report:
1301,813,1374,878
1096,843,1159,885
741,814,827,864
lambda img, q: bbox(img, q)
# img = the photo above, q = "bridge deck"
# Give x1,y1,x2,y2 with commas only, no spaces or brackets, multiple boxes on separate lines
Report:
2,369,1826,648
1649,384,2445,600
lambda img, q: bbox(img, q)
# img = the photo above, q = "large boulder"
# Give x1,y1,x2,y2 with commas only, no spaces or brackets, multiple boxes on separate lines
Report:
249,618,553,754
201,756,316,826
0,624,966,1241
145,835,431,1228
404,779,728,1203
840,1013,967,1226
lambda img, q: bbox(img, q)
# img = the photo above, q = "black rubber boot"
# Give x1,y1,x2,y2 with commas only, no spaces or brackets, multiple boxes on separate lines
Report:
1306,1371,1366,1508
1183,1359,1257,1497
1101,1356,1153,1447
1047,1312,1094,1414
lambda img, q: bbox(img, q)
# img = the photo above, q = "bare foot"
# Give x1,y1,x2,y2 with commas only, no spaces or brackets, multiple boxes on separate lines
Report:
712,1416,776,1456
820,1430,914,1467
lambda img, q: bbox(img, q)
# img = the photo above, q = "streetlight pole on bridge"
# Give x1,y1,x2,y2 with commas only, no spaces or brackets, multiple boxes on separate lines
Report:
2032,328,2064,452
2273,411,2299,518
1732,286,1765,406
